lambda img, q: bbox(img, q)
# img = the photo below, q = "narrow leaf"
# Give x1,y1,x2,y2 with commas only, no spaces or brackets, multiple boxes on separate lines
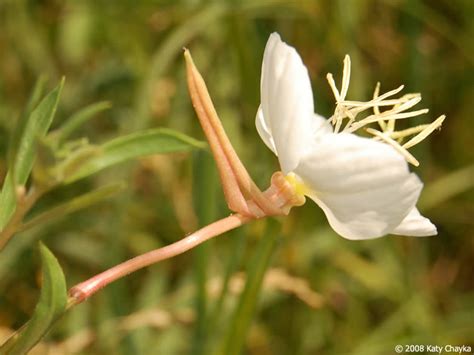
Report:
8,76,48,167
191,150,218,355
0,79,64,230
14,78,64,185
54,101,112,143
0,173,16,230
218,220,280,355
19,182,126,232
0,243,68,354
65,128,206,183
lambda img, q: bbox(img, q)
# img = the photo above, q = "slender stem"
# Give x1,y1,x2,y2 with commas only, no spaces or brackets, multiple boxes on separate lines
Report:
68,214,250,306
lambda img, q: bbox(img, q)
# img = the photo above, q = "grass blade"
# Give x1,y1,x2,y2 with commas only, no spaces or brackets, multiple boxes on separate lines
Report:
217,220,280,355
191,150,218,355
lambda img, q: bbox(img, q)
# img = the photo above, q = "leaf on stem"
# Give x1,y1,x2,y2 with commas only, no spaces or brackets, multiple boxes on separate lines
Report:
0,79,64,230
13,78,64,185
0,243,68,354
7,76,48,167
19,182,126,233
51,101,112,144
64,128,206,183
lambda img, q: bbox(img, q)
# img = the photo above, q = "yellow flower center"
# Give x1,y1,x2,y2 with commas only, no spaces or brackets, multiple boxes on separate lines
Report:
284,172,309,198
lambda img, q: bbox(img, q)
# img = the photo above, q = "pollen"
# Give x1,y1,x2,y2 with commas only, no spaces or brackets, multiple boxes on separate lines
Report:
326,55,445,166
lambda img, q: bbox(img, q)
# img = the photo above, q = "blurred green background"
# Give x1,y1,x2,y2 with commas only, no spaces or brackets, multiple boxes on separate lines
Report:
0,0,473,354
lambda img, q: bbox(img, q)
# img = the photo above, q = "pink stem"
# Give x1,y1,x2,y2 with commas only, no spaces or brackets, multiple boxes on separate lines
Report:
69,214,249,305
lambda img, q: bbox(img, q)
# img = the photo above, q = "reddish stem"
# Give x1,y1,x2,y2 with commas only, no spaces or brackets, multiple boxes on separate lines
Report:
69,214,249,305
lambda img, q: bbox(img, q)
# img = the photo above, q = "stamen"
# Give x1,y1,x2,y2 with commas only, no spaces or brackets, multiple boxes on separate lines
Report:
334,118,342,133
340,55,351,101
391,95,422,112
382,109,429,120
338,85,407,131
326,73,341,103
333,107,344,133
388,124,430,139
341,97,417,108
386,93,420,132
402,115,446,149
347,108,429,133
373,82,381,114
326,54,445,166
372,82,386,131
366,128,419,166
386,118,396,133
375,85,405,101
342,107,357,132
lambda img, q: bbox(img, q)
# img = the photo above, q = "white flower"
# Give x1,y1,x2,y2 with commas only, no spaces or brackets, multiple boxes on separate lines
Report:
256,33,443,240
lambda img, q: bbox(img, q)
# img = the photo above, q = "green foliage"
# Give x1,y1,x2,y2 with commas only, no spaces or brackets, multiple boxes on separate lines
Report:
0,243,67,355
7,76,48,165
190,150,217,355
54,101,112,144
65,128,205,183
218,221,280,355
12,80,64,186
0,80,63,230
19,182,126,233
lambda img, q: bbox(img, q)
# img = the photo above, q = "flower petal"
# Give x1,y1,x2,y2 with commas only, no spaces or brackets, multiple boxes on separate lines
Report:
391,208,437,236
255,105,277,154
294,133,423,239
259,33,315,174
256,109,331,157
311,113,333,139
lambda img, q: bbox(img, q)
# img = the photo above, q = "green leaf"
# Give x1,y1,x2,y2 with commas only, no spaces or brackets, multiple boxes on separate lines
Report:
0,243,68,355
53,101,111,144
191,150,218,355
0,79,64,230
217,220,280,355
19,182,126,233
64,128,206,183
7,76,48,167
0,172,16,231
1,76,49,229
13,78,64,185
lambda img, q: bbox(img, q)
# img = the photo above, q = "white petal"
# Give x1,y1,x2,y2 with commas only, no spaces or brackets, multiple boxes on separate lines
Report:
255,105,277,154
391,208,437,236
294,133,423,240
256,110,331,157
311,113,333,139
259,33,315,174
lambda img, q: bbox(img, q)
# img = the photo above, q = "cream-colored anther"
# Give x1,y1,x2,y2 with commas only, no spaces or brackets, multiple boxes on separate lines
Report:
325,54,445,166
